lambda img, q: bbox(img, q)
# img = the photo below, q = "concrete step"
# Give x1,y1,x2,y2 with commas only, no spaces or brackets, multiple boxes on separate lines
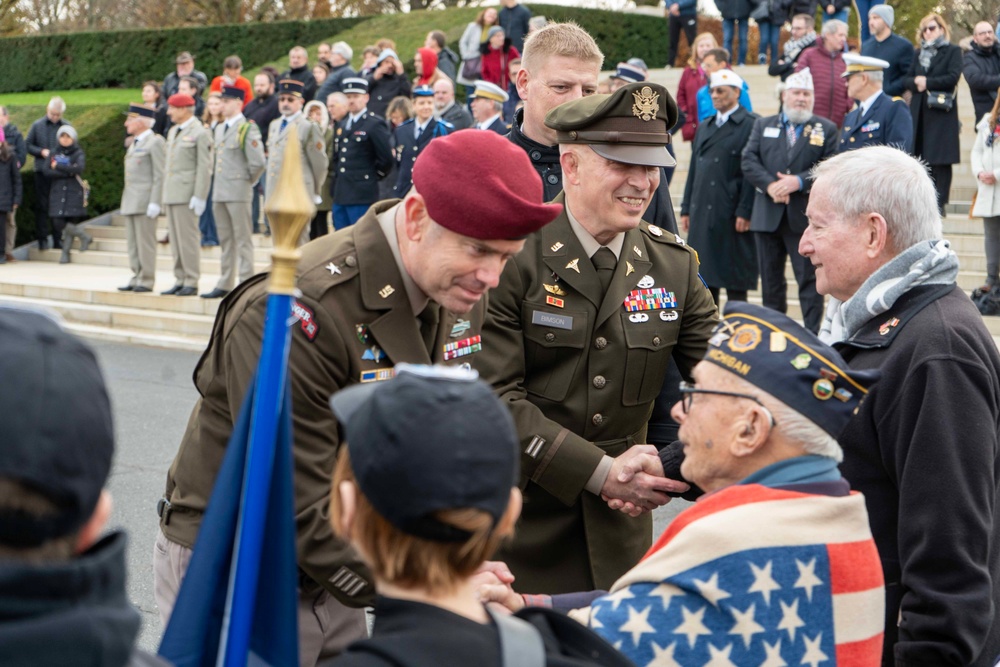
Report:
89,224,276,248
89,237,276,261
28,248,271,274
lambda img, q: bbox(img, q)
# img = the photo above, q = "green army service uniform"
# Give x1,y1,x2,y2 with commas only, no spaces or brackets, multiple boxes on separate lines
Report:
471,82,719,593
159,201,487,657
211,115,265,291
162,119,212,289
120,128,165,290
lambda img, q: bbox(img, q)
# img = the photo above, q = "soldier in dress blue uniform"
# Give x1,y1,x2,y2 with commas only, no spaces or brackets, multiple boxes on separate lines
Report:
391,86,452,198
332,77,393,231
839,53,913,153
470,81,509,134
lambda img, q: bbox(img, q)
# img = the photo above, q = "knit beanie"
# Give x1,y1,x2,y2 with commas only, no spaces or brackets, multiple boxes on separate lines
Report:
57,125,78,142
487,26,504,40
869,4,894,29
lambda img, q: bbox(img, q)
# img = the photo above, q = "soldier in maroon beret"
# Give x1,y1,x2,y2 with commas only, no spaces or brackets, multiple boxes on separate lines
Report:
154,128,562,665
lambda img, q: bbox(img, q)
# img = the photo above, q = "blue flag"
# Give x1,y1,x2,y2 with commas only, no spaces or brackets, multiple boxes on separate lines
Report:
159,323,300,666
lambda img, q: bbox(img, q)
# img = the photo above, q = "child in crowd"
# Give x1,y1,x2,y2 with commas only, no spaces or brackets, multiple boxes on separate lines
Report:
46,125,89,264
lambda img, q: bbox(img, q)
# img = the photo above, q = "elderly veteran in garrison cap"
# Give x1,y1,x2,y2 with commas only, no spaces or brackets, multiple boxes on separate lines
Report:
479,301,886,667
470,80,510,134
471,81,719,595
118,103,165,293
608,62,646,92
838,53,912,153
326,364,634,667
155,130,563,666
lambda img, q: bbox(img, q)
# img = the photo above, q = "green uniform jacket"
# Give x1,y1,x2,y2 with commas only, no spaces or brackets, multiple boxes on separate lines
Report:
472,197,718,593
160,201,487,607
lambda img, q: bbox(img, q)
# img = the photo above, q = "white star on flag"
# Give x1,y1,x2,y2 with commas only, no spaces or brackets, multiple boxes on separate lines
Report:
777,598,805,641
649,583,684,611
694,572,731,607
728,603,765,648
603,586,636,610
759,639,787,667
674,605,712,647
794,559,823,602
646,641,682,667
748,561,781,605
703,642,737,667
801,633,829,667
619,605,657,646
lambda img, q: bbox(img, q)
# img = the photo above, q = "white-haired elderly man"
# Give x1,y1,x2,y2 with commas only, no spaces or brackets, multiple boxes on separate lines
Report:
803,145,1000,665
118,104,165,293
795,19,852,128
315,41,356,105
26,96,69,250
838,53,912,153
479,300,887,666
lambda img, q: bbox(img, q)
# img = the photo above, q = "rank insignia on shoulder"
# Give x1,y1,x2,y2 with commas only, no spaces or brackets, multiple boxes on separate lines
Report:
546,295,565,308
360,369,395,383
543,283,567,296
326,262,341,275
624,288,677,312
450,319,471,338
879,317,900,335
362,345,386,363
291,300,319,341
674,234,686,246
443,335,482,361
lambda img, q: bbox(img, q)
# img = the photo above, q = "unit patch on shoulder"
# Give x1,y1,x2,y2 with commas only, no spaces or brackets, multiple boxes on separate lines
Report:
292,299,319,341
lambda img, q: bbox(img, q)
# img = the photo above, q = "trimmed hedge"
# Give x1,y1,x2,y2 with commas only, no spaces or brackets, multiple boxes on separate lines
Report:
10,104,126,245
531,5,669,71
0,17,365,94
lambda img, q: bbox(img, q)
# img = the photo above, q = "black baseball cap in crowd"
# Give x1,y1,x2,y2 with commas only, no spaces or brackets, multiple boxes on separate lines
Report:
329,364,518,542
0,307,114,547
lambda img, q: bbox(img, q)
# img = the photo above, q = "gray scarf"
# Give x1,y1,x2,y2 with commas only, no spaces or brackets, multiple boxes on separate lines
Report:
784,32,816,60
819,239,959,344
918,36,946,69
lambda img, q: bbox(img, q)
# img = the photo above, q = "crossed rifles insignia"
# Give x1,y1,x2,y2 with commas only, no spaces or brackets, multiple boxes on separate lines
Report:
632,86,659,122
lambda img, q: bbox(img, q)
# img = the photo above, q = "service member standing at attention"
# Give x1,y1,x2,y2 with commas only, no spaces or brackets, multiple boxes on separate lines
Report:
266,80,327,246
154,130,563,666
161,93,211,297
391,86,451,198
118,104,165,294
472,81,718,594
332,77,392,231
680,69,759,306
203,85,266,299
470,80,509,133
839,53,912,153
741,68,837,333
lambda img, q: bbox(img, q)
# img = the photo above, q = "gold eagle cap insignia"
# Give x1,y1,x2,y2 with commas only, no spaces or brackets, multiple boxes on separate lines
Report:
632,86,659,122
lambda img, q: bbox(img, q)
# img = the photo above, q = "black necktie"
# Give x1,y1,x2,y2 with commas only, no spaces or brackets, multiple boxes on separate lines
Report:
415,124,423,140
418,303,440,355
592,247,617,295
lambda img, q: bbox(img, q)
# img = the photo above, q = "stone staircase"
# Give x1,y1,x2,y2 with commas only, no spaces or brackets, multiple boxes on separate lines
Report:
0,65,994,349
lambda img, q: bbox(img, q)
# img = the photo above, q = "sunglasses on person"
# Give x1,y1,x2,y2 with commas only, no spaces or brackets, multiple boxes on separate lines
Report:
922,24,940,34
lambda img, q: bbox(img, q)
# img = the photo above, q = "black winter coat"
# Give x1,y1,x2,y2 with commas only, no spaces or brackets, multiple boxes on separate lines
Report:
366,72,411,119
715,0,752,19
780,0,817,17
45,143,87,218
3,123,26,167
0,154,22,212
964,42,1000,123
836,284,1000,667
903,42,963,165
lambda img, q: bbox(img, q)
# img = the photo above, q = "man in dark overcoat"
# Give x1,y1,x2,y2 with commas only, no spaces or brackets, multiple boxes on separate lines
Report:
680,69,758,306
741,68,838,333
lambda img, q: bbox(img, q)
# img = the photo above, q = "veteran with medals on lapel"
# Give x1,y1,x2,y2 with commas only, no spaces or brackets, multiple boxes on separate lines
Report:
118,103,165,293
154,130,561,665
471,81,719,594
839,53,913,153
202,84,266,299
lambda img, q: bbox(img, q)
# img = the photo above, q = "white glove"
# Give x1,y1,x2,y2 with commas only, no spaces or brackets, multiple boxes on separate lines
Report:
313,195,323,205
188,196,207,217
146,203,161,219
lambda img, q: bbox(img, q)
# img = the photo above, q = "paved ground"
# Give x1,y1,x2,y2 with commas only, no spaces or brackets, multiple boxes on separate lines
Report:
93,338,692,655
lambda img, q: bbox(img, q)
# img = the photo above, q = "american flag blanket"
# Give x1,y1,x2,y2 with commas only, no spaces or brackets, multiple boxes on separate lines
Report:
580,484,884,666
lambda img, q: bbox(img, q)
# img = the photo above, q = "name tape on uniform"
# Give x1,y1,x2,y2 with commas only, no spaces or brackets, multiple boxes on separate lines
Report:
532,310,574,330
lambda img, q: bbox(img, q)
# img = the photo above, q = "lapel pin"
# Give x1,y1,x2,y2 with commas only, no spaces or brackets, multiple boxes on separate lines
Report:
550,241,564,252
378,285,395,299
566,258,580,273
633,245,642,258
625,262,635,276
326,262,341,275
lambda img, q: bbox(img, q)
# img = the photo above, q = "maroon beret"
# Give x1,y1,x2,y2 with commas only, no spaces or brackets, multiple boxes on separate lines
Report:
411,129,562,240
167,93,196,108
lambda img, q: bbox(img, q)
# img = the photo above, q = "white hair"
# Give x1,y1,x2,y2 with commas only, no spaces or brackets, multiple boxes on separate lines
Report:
865,70,884,82
811,147,941,252
332,41,353,62
48,96,66,113
140,116,155,129
822,19,847,35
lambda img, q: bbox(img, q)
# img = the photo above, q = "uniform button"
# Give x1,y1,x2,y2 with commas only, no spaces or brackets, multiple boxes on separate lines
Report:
340,168,345,173
593,375,606,389
592,413,604,426
710,181,715,186
364,175,369,179
545,332,556,342
345,255,357,267
530,150,541,160
546,174,559,185
652,336,661,346
707,205,712,210
714,157,719,162
341,158,346,162
595,337,607,349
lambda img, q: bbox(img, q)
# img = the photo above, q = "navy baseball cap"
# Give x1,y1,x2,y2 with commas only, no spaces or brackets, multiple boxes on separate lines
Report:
704,302,880,439
0,306,114,547
330,364,518,543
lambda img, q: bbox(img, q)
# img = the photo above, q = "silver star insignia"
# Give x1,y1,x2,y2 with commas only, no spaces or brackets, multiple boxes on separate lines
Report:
326,262,341,275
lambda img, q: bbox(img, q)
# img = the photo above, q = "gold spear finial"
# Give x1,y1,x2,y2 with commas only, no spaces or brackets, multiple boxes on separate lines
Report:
263,123,316,295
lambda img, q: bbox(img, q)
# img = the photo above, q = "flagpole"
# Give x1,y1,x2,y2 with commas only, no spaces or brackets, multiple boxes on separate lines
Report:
219,125,315,667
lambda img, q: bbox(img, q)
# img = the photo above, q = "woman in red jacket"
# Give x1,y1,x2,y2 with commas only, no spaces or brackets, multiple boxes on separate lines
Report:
676,32,718,143
480,26,520,91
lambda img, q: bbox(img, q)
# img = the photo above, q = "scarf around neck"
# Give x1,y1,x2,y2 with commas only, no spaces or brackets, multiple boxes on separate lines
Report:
819,239,959,344
784,32,816,59
919,36,946,69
